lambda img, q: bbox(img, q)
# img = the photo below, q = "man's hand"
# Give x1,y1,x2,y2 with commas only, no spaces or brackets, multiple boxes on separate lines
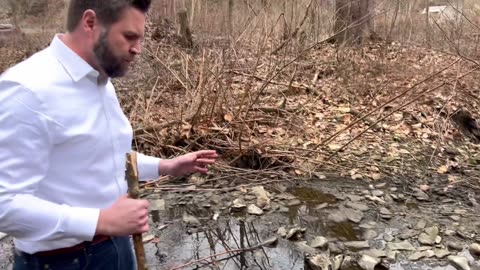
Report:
96,195,149,236
159,150,218,177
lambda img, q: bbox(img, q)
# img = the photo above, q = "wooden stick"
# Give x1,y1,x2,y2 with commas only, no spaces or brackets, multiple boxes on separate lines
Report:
125,152,148,270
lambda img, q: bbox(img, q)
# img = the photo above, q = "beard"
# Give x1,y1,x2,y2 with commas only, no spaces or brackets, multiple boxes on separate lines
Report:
93,29,128,78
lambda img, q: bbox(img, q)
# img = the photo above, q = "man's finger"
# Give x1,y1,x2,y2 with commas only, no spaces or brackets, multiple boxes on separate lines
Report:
196,158,216,165
194,166,209,173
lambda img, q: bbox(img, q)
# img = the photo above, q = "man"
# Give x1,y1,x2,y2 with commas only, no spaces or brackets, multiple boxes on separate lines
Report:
0,0,218,269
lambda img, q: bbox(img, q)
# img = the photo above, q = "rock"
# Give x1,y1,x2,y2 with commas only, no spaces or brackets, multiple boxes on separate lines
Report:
415,220,427,230
346,202,369,212
247,204,264,215
409,251,427,261
347,194,364,202
358,254,381,270
360,249,387,258
448,255,470,270
445,229,456,236
425,226,439,236
286,227,305,240
251,186,271,209
344,241,370,250
398,229,417,240
305,253,332,270
150,199,165,211
469,243,480,256
309,236,329,249
182,213,201,227
365,195,386,204
260,237,278,247
359,221,377,229
451,215,461,221
328,242,343,254
333,255,344,270
288,199,302,206
418,232,436,245
447,241,464,251
379,207,392,219
375,183,387,189
277,206,289,213
315,203,329,210
296,242,318,256
413,188,429,201
435,236,442,244
343,206,364,223
383,234,394,242
328,210,347,223
434,248,451,258
231,198,247,211
372,190,384,197
277,227,287,238
387,241,415,251
387,250,398,260
364,230,378,240
341,256,353,269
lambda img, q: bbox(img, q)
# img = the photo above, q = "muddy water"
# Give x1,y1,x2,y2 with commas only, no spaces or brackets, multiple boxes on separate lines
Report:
0,182,478,270
147,190,364,270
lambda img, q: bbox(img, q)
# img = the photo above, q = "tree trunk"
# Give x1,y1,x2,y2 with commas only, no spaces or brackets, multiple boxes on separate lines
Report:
425,0,430,47
228,0,233,37
333,0,375,45
178,9,193,48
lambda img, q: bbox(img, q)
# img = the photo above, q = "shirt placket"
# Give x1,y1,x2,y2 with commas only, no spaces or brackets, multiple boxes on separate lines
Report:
99,86,123,196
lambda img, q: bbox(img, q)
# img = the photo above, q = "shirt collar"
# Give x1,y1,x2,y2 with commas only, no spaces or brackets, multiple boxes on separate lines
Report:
49,34,109,86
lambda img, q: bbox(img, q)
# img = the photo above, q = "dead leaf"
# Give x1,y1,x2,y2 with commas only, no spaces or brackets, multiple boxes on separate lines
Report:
419,184,430,192
437,165,448,174
371,173,382,181
351,174,363,180
295,169,304,175
224,113,233,122
337,107,351,113
448,175,458,183
328,144,342,151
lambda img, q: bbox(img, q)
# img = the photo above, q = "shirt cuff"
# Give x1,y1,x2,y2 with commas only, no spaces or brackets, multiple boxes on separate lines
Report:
136,153,161,181
63,205,100,241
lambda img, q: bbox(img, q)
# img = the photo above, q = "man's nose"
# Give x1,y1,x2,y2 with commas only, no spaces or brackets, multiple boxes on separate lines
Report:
130,42,141,55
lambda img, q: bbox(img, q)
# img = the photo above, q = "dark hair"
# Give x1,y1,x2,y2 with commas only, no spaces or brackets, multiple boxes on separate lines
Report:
66,0,151,32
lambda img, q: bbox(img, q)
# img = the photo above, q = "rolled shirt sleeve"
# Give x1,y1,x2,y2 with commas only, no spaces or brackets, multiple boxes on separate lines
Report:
136,153,161,181
0,82,99,242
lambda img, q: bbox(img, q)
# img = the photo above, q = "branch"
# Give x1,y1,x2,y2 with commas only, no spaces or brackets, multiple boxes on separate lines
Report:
125,152,148,270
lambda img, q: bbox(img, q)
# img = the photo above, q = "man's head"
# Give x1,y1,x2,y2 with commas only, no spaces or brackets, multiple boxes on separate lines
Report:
66,0,151,78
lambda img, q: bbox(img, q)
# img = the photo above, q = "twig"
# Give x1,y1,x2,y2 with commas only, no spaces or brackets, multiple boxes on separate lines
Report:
271,0,314,55
307,59,460,156
169,244,265,270
229,70,311,91
326,65,480,161
125,152,148,270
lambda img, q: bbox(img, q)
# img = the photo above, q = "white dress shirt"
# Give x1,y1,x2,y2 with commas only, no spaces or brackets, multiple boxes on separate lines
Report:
0,34,161,254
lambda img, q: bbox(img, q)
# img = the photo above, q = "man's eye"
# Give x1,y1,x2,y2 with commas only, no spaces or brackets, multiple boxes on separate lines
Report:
125,34,137,41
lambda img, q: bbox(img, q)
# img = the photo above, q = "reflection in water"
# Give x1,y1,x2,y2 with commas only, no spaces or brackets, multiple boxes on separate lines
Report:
154,216,305,269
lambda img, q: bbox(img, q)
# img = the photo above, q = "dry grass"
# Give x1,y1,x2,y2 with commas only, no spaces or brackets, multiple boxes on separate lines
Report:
2,0,480,187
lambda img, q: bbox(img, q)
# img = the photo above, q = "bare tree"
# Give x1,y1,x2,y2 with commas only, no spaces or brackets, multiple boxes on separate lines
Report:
333,0,376,44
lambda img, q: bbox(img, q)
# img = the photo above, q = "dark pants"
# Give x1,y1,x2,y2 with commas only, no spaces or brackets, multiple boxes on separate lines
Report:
13,236,136,270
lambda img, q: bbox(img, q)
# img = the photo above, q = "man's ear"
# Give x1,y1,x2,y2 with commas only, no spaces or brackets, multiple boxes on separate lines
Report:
81,9,97,33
